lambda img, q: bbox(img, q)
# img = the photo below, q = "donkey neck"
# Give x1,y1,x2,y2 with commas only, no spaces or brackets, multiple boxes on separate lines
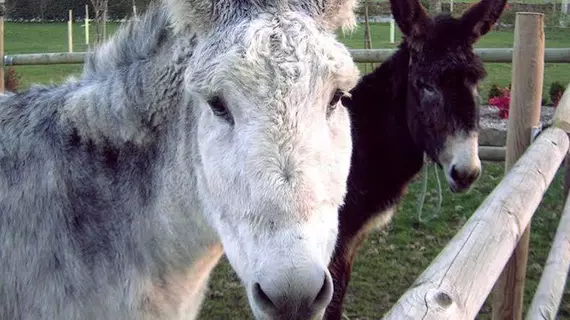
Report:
341,43,424,231
53,9,223,315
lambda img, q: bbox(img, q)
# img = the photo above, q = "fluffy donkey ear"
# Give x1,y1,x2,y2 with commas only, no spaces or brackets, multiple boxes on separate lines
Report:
388,0,432,39
460,0,508,43
319,0,360,32
161,0,214,35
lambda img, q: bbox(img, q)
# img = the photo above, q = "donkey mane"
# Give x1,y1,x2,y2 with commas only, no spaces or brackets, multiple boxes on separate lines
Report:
61,5,191,148
84,6,171,81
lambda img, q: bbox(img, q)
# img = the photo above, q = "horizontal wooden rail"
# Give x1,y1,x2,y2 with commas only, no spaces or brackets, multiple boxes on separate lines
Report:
4,48,570,66
4,52,86,66
382,126,569,320
525,184,570,320
479,146,505,162
348,48,570,63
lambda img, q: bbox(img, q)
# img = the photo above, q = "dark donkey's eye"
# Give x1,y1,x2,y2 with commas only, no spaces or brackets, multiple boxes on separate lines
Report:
327,89,344,118
207,96,234,124
416,80,438,96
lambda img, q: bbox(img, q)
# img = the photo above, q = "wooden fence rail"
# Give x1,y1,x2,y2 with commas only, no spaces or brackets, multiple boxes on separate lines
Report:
382,125,570,319
4,48,570,66
525,181,570,320
479,146,506,162
349,48,570,63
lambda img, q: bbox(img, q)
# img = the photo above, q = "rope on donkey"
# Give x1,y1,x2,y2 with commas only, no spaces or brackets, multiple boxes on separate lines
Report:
416,156,443,224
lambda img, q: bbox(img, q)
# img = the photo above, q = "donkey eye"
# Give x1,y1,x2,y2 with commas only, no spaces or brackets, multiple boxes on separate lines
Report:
417,81,437,95
329,90,344,106
422,86,436,94
326,90,344,118
207,96,234,124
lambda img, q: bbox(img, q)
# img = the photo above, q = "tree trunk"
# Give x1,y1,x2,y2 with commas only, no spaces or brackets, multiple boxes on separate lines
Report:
90,0,108,44
363,0,373,72
428,0,442,15
562,0,569,28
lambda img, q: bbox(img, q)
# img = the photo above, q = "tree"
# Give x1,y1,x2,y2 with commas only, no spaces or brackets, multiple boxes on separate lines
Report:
90,0,108,44
5,0,21,17
428,0,441,15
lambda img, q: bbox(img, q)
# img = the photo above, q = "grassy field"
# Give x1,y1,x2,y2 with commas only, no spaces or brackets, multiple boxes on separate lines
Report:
5,20,570,319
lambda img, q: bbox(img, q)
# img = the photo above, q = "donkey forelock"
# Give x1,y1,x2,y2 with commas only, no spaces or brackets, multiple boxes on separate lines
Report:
188,11,358,107
163,0,359,35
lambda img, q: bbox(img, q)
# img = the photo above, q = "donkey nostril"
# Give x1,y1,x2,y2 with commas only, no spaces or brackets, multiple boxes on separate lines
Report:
312,272,333,308
450,165,461,181
251,269,333,317
450,165,481,185
252,282,278,312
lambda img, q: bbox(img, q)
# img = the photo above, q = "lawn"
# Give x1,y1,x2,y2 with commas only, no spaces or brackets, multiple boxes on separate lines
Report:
5,19,570,319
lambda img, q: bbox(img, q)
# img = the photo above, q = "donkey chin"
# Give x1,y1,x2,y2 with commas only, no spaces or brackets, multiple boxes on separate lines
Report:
438,130,482,193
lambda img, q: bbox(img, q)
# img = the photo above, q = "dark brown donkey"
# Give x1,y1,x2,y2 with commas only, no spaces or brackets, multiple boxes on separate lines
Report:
326,0,508,318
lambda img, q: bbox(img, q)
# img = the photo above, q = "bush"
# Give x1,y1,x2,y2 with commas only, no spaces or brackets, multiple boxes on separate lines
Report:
5,67,21,92
549,81,566,108
488,83,502,100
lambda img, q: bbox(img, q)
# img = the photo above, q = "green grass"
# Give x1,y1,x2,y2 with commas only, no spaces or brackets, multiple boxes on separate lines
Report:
6,20,570,319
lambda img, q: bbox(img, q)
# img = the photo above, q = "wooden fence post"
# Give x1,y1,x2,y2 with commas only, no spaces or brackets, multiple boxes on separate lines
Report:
68,10,73,53
85,5,90,47
491,12,545,320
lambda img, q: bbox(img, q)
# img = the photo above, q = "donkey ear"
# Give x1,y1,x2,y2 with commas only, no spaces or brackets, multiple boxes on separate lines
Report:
320,0,360,32
161,0,214,35
389,0,431,39
460,0,508,43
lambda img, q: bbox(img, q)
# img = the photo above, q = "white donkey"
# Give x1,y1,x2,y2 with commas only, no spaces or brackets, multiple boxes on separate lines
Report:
0,1,360,319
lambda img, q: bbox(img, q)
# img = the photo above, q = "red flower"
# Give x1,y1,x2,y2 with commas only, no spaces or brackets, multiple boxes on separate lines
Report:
488,87,511,119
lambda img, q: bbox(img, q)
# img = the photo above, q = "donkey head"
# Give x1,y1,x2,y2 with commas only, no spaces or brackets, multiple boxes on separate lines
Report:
162,0,360,318
390,0,507,192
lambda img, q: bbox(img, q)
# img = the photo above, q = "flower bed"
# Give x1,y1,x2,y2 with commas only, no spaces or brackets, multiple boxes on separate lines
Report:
479,105,555,147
